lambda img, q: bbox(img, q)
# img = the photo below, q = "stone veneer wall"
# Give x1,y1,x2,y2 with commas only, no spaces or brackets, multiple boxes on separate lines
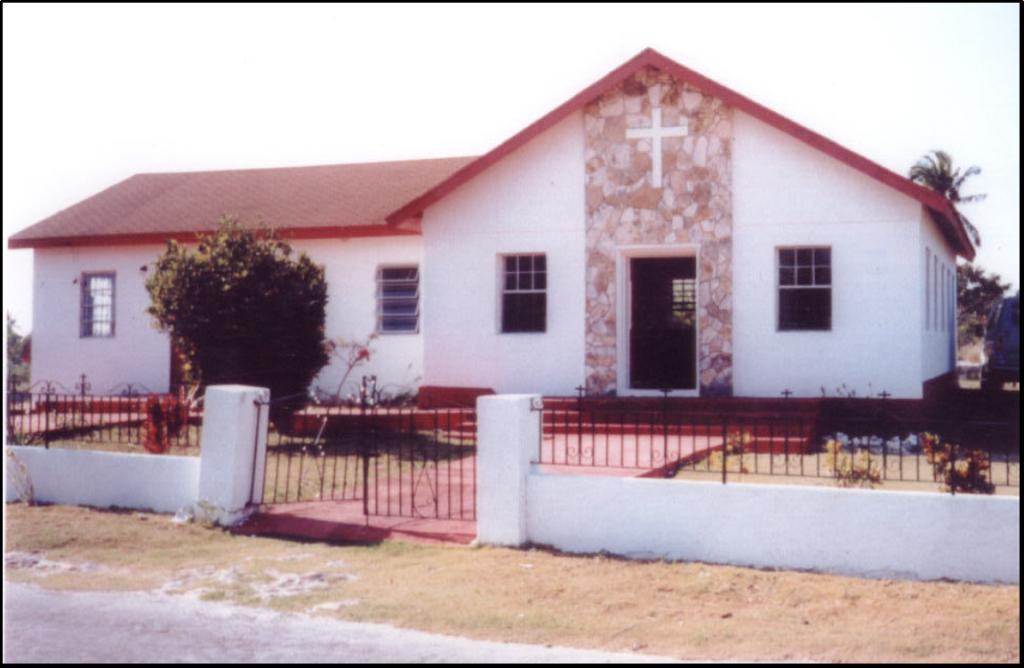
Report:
584,67,733,396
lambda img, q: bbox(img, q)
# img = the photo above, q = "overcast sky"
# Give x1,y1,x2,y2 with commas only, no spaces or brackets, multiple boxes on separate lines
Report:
3,3,1019,336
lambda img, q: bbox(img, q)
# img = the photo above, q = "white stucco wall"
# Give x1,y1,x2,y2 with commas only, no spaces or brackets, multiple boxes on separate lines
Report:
196,385,269,524
475,395,1019,584
476,394,539,546
293,237,423,400
732,111,929,398
6,384,272,526
420,112,587,396
919,209,958,383
525,472,1019,584
6,446,200,513
30,237,423,399
32,245,172,394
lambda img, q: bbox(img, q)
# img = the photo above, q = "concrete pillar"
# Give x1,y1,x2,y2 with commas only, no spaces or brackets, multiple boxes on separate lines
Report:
475,394,541,546
196,385,270,526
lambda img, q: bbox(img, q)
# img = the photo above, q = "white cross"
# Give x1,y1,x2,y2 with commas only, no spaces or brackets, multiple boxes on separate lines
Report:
625,107,688,187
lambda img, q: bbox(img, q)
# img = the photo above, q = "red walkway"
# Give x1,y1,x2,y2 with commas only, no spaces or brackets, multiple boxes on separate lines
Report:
236,500,477,545
241,451,478,546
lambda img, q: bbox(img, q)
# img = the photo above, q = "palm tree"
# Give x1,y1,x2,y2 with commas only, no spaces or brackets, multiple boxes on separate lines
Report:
909,150,986,247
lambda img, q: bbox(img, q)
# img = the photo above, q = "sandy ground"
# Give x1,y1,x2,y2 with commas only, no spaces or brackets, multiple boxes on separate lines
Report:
4,504,1019,663
2,582,671,663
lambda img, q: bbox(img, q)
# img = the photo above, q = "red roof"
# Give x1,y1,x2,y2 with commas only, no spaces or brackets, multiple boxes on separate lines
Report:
384,48,975,260
9,157,475,249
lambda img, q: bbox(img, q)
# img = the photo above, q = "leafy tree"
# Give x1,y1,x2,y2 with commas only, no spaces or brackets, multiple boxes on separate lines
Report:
957,262,1010,347
6,314,30,393
909,150,986,247
146,217,329,422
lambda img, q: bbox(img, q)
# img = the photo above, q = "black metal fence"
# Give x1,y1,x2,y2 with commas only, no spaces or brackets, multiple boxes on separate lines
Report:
255,400,477,521
6,379,203,454
538,392,1020,494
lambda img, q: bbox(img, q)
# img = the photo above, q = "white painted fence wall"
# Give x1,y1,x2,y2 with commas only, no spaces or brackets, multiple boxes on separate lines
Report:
527,473,1019,584
476,394,1020,584
6,446,199,513
5,385,269,525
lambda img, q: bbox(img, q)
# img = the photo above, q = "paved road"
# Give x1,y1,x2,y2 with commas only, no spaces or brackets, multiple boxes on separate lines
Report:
3,583,671,663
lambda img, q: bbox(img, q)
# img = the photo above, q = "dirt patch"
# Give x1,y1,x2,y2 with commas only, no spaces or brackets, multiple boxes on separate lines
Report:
159,565,356,603
5,551,110,577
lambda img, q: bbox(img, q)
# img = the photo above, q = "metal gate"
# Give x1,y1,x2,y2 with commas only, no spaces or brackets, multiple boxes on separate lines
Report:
255,400,476,521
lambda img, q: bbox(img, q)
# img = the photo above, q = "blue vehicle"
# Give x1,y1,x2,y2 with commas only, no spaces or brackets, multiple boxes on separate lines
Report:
981,294,1020,391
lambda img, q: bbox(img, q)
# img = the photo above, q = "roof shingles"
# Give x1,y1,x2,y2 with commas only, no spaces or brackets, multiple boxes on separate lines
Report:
9,157,475,248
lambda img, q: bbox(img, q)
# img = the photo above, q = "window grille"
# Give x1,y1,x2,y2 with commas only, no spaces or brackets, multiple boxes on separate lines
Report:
81,272,115,338
502,254,546,333
377,266,419,333
778,247,831,331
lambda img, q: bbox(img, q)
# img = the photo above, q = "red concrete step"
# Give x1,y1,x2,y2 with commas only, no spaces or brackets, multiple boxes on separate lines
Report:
287,410,476,438
540,409,819,425
548,436,811,456
543,418,814,435
542,396,823,415
417,385,494,409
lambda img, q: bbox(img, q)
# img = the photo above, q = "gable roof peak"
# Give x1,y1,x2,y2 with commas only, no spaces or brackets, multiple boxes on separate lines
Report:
386,48,974,260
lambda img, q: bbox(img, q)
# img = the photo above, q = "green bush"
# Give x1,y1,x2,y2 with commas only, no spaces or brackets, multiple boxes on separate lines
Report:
146,217,329,424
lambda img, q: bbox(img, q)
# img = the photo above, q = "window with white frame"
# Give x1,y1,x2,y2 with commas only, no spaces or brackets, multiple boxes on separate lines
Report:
778,247,831,331
501,254,546,333
377,266,419,333
80,272,115,338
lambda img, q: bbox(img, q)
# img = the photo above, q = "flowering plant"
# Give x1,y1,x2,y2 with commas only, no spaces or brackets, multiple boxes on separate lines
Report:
324,334,378,401
823,439,882,488
919,432,995,494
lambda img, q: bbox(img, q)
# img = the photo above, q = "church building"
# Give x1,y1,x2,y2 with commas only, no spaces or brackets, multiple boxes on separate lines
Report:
10,49,971,400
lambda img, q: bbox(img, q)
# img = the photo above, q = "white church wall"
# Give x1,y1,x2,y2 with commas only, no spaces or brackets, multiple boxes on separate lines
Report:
32,245,172,394
293,236,424,400
31,236,423,400
919,208,959,384
732,111,926,399
420,112,587,396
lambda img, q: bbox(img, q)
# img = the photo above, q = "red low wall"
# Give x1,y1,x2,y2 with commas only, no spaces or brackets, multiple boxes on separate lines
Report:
417,386,495,409
286,409,475,438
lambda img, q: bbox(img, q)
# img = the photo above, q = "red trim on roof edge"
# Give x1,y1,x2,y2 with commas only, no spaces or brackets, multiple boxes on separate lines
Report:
7,225,419,250
386,48,974,260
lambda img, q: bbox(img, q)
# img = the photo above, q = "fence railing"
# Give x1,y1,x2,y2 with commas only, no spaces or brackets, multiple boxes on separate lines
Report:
538,394,1020,494
257,400,478,520
6,382,203,455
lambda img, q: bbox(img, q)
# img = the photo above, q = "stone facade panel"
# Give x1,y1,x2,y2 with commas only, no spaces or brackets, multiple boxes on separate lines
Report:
584,67,733,396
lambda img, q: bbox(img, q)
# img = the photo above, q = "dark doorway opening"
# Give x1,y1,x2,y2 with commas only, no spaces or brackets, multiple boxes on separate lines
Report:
629,257,697,390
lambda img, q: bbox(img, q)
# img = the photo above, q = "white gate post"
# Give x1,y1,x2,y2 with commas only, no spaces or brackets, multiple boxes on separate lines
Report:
476,394,541,546
196,385,270,526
